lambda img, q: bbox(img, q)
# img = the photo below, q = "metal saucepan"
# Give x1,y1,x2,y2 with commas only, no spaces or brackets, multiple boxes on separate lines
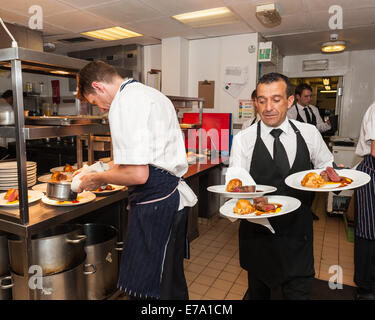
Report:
1,258,96,300
0,231,10,276
0,102,14,126
82,223,122,300
8,224,87,276
47,180,77,201
0,275,12,300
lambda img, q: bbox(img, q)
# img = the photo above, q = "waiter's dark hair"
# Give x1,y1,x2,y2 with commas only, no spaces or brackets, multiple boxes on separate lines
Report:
295,83,313,96
77,60,120,102
2,90,12,99
257,72,293,98
251,89,257,100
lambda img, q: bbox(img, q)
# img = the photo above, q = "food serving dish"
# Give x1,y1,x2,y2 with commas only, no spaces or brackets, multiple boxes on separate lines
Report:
207,184,277,198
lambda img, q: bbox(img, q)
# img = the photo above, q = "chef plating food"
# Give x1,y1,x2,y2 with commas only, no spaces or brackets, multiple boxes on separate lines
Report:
228,72,334,300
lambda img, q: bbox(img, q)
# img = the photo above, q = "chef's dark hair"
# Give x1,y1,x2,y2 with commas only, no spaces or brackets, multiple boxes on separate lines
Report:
257,72,293,98
2,90,12,99
295,83,313,96
77,60,119,102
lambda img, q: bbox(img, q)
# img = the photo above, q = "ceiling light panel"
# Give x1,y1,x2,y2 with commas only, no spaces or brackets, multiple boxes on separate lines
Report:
81,27,143,41
172,7,238,28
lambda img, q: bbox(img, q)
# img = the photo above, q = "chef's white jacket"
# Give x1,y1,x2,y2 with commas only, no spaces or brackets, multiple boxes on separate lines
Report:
356,102,375,157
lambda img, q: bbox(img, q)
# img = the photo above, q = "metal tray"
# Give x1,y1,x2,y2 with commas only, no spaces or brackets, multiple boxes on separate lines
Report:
25,116,106,126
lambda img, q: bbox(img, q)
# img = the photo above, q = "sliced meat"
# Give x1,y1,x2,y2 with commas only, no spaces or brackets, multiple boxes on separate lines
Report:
232,185,256,192
7,189,18,202
255,203,276,212
253,197,268,205
320,170,330,182
326,166,341,182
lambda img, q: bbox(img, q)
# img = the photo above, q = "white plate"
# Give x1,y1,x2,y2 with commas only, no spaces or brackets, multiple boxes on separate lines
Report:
92,185,126,195
41,191,96,206
38,173,73,183
50,165,78,173
219,196,301,220
285,169,371,192
207,184,277,198
0,161,36,170
0,190,43,207
31,183,48,193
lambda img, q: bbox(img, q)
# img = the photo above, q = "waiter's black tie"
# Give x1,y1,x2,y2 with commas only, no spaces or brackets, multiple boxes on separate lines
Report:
303,107,312,124
270,129,290,177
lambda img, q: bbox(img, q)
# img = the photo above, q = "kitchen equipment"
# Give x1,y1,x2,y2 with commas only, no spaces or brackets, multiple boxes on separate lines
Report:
25,115,105,126
0,161,37,190
8,224,87,276
0,275,12,300
0,101,14,126
0,231,9,276
3,258,96,300
47,181,77,201
83,223,122,300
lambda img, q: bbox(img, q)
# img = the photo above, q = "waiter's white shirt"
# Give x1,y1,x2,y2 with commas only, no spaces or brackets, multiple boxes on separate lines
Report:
229,118,334,172
109,79,197,210
241,113,261,130
287,103,331,133
356,102,375,157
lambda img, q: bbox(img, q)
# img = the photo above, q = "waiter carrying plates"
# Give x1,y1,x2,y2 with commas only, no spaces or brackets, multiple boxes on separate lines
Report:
228,73,334,299
75,61,197,300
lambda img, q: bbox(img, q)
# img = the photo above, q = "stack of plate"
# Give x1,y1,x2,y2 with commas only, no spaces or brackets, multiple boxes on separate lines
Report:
0,161,37,190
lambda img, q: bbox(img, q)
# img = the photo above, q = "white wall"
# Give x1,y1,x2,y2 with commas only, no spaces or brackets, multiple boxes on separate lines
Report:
283,50,375,138
143,33,259,123
143,44,162,84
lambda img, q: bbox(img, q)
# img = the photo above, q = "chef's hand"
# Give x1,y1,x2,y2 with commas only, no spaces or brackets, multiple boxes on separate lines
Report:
76,172,104,193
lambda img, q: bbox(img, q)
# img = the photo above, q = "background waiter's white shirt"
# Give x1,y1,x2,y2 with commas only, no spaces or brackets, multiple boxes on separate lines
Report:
356,102,375,157
241,113,261,130
230,118,334,172
109,80,197,210
287,103,331,133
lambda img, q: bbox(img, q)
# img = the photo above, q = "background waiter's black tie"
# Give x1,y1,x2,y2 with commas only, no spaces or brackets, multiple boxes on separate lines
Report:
303,107,312,124
270,129,290,177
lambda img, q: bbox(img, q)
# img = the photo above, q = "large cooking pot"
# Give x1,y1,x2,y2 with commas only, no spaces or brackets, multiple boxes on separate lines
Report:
83,223,122,300
0,231,9,276
1,258,96,300
0,102,14,126
0,275,12,300
47,181,77,201
8,224,87,276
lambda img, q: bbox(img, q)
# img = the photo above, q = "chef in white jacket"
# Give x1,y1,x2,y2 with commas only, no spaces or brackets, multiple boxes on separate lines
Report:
75,61,197,300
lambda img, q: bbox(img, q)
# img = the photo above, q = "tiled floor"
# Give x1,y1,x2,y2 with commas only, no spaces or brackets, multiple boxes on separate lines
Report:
185,192,356,300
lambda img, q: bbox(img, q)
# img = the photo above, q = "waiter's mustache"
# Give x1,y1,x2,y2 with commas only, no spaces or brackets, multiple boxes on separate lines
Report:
262,110,279,116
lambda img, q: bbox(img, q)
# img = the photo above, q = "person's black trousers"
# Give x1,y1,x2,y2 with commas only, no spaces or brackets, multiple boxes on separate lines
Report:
160,207,190,300
354,235,375,292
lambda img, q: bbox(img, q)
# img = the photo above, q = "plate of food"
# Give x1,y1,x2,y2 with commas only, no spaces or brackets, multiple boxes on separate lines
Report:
285,167,371,192
207,178,277,198
92,184,126,195
0,189,43,207
219,195,301,220
38,171,73,183
50,163,78,173
41,191,96,206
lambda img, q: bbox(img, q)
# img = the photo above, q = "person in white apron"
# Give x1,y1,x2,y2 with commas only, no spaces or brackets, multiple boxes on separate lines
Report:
354,102,375,300
75,61,197,299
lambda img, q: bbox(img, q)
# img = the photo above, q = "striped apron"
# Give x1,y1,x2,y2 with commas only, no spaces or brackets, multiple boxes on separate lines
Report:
117,165,184,299
355,155,375,240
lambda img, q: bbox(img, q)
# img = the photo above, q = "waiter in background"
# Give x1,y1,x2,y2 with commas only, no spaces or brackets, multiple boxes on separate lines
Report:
242,89,260,130
229,72,333,299
75,61,197,299
353,101,375,300
287,83,331,133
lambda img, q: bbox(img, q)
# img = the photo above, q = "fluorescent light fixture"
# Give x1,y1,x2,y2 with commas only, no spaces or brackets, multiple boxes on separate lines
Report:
320,90,337,93
325,85,331,90
322,78,330,86
50,70,71,75
321,40,346,53
81,27,142,41
172,7,238,28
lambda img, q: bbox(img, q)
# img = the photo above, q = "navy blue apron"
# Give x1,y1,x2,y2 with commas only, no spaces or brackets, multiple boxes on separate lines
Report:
295,104,317,126
239,120,315,288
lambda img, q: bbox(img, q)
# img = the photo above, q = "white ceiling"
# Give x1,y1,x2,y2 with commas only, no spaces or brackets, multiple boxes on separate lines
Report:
0,0,375,56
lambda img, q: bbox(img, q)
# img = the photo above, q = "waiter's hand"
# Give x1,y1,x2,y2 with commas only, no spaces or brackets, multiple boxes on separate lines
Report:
77,172,105,193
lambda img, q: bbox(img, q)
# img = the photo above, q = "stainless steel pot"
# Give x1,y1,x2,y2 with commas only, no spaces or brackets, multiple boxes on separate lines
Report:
0,102,14,126
47,181,77,201
83,223,122,300
2,259,96,300
0,275,12,300
0,231,9,276
8,224,87,276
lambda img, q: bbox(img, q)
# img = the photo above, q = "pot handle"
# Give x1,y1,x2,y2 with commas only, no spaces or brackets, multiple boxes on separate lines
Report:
0,275,14,290
115,241,124,251
66,234,87,244
83,263,96,275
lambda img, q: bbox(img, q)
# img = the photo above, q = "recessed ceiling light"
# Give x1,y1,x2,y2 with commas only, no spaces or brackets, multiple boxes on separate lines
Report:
172,7,238,28
81,27,142,41
321,40,346,53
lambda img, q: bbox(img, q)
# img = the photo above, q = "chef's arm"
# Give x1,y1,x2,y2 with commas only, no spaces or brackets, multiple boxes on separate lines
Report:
371,140,375,158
